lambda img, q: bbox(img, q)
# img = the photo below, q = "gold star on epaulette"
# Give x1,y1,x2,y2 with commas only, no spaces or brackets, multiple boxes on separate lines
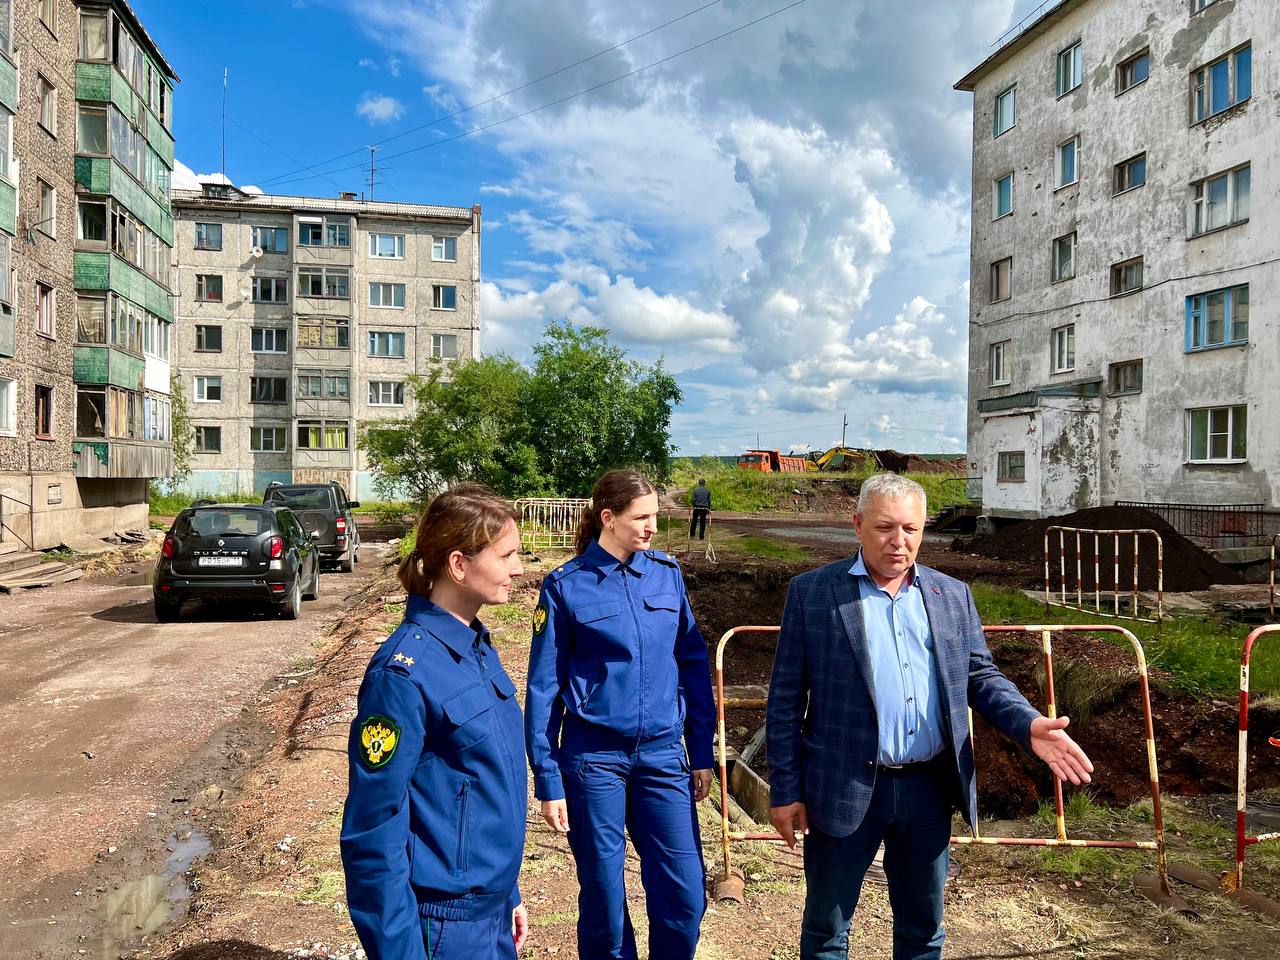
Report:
393,652,415,667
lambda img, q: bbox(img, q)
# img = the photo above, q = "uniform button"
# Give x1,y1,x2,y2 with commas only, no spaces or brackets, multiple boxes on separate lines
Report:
907,697,914,704
908,729,915,735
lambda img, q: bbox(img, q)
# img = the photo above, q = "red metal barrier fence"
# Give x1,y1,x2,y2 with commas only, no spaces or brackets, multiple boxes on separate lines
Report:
1043,526,1164,623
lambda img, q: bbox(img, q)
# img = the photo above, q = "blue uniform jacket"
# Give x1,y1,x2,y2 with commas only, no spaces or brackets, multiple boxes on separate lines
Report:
341,596,526,960
766,555,1040,838
525,540,715,801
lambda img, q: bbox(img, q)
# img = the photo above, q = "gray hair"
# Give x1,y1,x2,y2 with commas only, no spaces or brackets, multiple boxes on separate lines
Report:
855,474,927,517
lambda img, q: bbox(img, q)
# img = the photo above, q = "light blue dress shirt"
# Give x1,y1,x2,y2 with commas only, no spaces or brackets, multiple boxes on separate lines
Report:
849,553,947,765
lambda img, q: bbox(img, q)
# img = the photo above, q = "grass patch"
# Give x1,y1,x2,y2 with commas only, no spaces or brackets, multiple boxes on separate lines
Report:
1038,845,1124,881
532,910,578,927
294,869,346,905
148,488,255,515
353,499,417,524
487,603,530,627
1033,791,1117,835
724,534,809,563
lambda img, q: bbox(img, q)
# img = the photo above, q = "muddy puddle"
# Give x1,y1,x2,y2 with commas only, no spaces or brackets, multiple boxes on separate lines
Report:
99,827,211,950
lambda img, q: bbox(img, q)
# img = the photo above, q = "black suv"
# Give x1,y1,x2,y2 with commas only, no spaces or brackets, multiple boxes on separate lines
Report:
153,503,321,622
263,481,361,571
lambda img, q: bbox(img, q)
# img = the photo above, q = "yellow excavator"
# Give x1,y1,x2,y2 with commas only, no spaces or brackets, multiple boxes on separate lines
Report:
810,446,876,472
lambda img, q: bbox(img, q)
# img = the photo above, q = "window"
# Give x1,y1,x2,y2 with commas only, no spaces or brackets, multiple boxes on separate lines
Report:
1188,405,1246,463
432,285,457,310
79,11,108,59
1187,284,1249,350
38,0,55,32
1056,137,1079,188
989,340,1010,386
297,420,349,450
0,377,14,435
0,0,9,56
997,451,1025,482
251,426,288,452
298,217,350,247
195,274,223,302
369,233,405,258
1052,233,1075,282
76,388,106,437
297,369,350,399
77,297,106,344
36,385,55,438
369,282,406,308
1056,42,1082,96
250,377,287,404
35,283,55,337
1109,360,1143,395
1114,153,1146,194
1192,165,1250,235
251,327,289,353
1192,0,1219,11
1110,257,1143,297
251,225,288,253
194,376,222,402
77,201,107,244
37,180,55,238
994,85,1016,137
1192,45,1251,122
194,425,221,453
432,236,457,261
367,331,406,358
368,380,405,405
431,334,458,360
300,267,349,299
252,277,289,303
296,317,349,348
37,75,56,133
195,324,222,352
325,270,349,299
1117,49,1149,94
993,173,1013,219
194,222,222,251
1051,324,1075,373
76,105,108,154
0,108,11,179
990,258,1011,303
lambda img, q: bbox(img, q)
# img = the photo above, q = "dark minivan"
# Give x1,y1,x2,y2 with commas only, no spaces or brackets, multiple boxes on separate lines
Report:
153,503,320,622
263,482,361,571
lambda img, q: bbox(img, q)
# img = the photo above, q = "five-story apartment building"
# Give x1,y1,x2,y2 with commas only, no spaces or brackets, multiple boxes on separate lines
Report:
956,0,1272,518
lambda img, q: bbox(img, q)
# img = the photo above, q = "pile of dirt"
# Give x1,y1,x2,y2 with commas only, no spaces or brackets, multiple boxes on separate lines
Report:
961,506,1243,592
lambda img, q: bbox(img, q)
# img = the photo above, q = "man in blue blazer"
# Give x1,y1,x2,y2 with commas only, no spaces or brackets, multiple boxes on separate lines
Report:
767,474,1093,960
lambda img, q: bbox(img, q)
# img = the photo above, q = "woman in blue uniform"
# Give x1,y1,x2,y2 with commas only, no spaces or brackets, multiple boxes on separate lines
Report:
342,485,530,960
525,468,715,960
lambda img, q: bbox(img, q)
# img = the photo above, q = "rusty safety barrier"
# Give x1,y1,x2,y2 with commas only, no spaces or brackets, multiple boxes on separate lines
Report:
514,498,591,551
1168,624,1280,919
1043,526,1163,623
711,623,1189,911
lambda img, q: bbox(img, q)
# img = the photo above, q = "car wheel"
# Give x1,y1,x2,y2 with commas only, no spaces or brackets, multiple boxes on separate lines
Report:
154,599,182,622
278,578,302,620
340,552,354,573
303,560,319,601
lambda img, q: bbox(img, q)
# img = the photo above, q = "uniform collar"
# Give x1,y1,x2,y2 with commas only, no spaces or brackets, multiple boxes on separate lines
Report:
584,538,650,577
405,594,490,657
848,551,921,591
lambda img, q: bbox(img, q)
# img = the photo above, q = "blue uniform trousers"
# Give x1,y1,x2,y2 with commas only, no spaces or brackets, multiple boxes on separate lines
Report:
799,759,953,960
422,911,517,960
561,738,706,959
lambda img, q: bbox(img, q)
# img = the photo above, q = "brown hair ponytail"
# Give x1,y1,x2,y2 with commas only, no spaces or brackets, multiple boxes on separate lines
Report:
574,469,657,555
398,484,518,596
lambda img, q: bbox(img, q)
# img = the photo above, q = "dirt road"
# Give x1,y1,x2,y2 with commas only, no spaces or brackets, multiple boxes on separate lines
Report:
0,546,390,959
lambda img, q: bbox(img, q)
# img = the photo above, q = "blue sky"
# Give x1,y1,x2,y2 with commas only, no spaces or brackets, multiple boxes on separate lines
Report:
147,0,1050,456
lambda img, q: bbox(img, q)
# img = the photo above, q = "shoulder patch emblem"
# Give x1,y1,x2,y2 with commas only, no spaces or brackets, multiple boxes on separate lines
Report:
358,715,400,770
533,604,548,635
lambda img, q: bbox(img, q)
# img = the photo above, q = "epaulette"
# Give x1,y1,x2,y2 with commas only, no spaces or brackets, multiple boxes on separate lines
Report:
382,625,425,674
646,549,679,568
546,555,587,583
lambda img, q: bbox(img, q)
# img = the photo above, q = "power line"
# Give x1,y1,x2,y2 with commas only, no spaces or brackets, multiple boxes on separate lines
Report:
223,116,347,193
256,0,730,188
262,0,812,189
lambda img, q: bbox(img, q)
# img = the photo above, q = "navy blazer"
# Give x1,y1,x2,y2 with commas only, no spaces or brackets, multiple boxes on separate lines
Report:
765,555,1039,838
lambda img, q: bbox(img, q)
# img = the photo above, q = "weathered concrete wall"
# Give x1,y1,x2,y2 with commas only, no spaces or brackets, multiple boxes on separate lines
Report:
963,0,1278,515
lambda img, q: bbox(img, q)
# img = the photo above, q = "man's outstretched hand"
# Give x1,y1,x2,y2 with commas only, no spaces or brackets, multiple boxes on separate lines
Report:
1030,715,1094,786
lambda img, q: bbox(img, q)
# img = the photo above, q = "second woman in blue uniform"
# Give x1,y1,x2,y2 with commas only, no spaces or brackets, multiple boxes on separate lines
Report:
525,469,715,960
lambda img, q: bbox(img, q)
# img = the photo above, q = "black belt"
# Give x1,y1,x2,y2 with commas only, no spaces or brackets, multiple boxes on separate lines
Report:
877,753,945,777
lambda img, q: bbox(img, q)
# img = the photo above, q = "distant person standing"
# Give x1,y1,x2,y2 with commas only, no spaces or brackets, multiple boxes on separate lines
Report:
690,479,712,541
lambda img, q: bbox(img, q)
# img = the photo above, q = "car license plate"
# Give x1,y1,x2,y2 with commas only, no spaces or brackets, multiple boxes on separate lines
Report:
198,556,243,567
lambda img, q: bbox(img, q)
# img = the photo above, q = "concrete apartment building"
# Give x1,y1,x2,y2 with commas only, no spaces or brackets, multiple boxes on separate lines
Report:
0,0,175,550
171,185,481,498
956,0,1274,519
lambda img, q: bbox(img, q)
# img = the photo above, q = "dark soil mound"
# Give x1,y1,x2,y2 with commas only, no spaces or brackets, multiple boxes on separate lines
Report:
962,506,1242,592
165,942,293,960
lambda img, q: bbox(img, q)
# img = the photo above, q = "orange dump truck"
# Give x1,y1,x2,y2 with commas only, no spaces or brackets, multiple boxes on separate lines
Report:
737,449,809,473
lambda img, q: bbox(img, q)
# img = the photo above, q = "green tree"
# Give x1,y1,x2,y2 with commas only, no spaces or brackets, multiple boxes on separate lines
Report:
359,356,549,501
526,322,681,496
160,372,194,492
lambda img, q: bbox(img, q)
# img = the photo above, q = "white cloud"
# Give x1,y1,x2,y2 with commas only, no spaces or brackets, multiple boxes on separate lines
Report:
356,93,405,124
423,83,461,112
358,57,378,70
172,159,200,191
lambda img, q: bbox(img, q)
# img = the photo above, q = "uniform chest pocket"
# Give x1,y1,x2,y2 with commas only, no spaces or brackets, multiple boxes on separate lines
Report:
489,671,517,700
440,683,492,751
574,599,621,625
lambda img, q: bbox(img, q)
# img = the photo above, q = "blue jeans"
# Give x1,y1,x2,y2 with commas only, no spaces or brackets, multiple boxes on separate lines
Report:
800,762,953,960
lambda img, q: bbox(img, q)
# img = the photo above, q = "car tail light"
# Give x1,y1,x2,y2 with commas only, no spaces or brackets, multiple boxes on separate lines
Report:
269,583,286,594
335,517,347,533
162,536,174,558
269,536,283,559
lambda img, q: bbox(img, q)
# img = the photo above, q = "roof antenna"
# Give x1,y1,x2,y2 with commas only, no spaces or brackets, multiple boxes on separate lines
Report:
220,68,228,180
367,145,379,201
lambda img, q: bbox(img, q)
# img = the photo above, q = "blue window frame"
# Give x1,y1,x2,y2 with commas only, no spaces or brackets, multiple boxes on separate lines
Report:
1186,284,1249,351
